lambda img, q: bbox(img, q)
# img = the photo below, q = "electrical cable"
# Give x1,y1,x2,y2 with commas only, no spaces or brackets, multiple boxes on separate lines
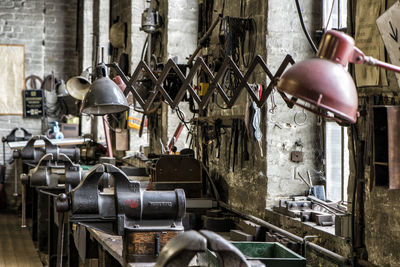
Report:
241,18,256,68
294,0,318,53
324,0,336,30
141,35,149,62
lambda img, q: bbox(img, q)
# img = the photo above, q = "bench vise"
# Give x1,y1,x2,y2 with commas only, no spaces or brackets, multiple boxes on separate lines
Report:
21,153,84,189
56,163,186,263
13,135,80,164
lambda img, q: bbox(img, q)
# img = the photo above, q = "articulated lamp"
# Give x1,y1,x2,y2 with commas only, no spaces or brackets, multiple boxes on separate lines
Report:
276,30,400,124
79,63,129,158
81,63,129,115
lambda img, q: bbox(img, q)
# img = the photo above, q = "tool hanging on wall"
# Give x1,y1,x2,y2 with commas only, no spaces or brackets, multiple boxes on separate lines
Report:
252,84,263,157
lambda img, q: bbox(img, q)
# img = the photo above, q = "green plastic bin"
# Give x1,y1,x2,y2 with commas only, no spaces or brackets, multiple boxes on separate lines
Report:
231,242,306,267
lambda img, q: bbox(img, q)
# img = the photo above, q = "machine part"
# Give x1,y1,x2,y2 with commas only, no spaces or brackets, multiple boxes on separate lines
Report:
2,127,32,143
98,156,116,165
27,153,83,189
154,230,251,267
12,135,80,164
140,6,160,34
59,163,185,236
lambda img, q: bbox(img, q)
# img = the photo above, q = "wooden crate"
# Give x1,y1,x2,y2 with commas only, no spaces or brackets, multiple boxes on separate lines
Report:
123,230,182,263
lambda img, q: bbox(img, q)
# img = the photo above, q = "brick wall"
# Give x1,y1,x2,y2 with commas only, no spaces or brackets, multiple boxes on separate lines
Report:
265,1,322,206
0,0,79,210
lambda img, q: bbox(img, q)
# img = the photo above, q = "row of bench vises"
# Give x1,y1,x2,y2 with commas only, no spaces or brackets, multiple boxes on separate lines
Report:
17,136,186,264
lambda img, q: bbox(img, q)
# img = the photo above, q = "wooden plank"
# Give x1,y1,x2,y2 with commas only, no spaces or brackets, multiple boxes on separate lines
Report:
0,212,42,266
87,228,124,265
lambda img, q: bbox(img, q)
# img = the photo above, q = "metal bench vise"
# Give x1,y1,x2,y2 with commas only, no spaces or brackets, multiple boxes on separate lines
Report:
13,135,80,164
21,153,84,190
56,163,186,263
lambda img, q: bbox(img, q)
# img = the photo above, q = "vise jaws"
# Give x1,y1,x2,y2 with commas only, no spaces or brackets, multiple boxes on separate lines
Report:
13,135,80,164
56,163,186,263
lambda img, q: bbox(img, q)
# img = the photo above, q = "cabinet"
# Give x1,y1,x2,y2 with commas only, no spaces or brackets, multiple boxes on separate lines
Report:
373,106,400,189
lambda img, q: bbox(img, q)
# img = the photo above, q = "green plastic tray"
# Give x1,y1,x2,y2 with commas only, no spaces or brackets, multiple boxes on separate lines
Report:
231,242,306,267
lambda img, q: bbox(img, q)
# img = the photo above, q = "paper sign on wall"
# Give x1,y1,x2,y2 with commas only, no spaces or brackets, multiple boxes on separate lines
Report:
377,1,400,89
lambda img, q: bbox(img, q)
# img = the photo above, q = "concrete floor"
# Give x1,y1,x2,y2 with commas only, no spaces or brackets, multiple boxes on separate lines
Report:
0,212,42,266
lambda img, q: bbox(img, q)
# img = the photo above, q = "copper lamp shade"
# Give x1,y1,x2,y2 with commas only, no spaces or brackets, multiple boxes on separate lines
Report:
276,58,358,123
81,63,129,115
276,30,359,124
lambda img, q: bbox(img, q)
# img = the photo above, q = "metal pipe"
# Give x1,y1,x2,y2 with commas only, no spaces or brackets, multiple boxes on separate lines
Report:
102,116,113,158
147,33,152,66
218,201,350,266
21,182,26,227
13,159,18,197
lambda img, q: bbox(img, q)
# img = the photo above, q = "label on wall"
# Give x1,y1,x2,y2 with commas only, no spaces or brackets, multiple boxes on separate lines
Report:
23,89,43,118
377,1,400,89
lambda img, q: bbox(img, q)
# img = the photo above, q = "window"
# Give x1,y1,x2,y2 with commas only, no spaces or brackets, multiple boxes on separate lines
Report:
323,0,349,202
325,122,349,202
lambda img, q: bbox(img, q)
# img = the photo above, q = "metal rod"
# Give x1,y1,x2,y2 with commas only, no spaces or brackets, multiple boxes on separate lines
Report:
21,182,26,227
373,59,400,73
102,116,113,158
218,201,350,265
13,159,18,197
147,33,152,66
56,212,65,267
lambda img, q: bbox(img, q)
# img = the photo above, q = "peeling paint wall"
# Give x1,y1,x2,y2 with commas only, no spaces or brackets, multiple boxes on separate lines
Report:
265,0,322,207
205,0,268,217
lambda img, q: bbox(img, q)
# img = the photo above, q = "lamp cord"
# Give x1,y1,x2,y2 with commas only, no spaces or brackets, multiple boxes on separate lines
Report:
294,0,318,53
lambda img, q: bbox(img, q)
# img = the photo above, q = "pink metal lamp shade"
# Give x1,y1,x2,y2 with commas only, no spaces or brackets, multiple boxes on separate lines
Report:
277,29,400,124
276,30,358,124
